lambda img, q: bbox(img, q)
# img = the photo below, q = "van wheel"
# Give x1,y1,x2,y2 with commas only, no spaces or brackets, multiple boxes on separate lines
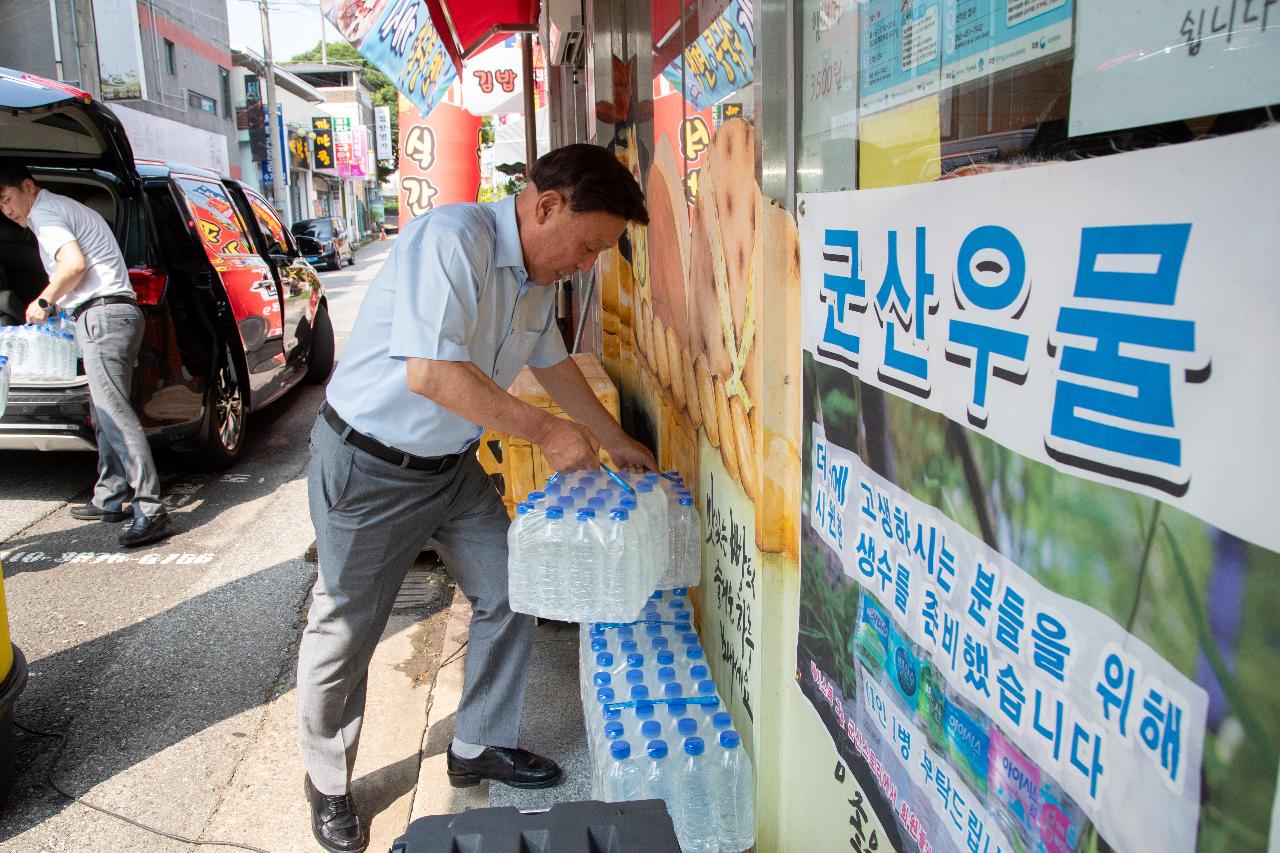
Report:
305,304,335,384
185,348,247,469
347,251,356,267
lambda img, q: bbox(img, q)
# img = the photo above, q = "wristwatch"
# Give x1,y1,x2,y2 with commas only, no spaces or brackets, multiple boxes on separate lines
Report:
36,297,53,312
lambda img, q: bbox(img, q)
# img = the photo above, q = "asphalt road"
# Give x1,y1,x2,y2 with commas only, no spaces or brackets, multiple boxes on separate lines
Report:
0,237,444,851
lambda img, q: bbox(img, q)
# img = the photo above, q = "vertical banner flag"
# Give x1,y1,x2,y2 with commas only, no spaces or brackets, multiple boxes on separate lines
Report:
397,95,480,220
374,104,393,161
322,0,459,119
661,0,756,111
312,116,336,169
93,0,148,99
796,127,1280,853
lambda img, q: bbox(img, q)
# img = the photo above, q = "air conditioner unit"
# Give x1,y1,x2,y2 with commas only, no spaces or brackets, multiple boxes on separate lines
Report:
545,0,585,67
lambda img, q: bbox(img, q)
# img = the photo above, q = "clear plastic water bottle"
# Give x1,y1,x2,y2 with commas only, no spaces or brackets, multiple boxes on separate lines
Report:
538,506,570,617
568,508,602,620
675,736,718,852
507,502,532,611
603,740,645,803
603,509,634,621
0,355,9,419
663,700,689,742
635,480,668,566
59,332,76,378
673,495,700,587
642,739,677,814
8,327,29,381
715,730,755,852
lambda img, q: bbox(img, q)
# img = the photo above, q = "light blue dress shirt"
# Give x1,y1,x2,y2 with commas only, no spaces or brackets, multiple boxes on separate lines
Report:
325,196,567,456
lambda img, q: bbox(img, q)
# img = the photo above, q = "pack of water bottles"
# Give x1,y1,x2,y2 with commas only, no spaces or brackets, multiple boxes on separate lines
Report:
578,590,755,852
0,314,80,382
507,468,700,623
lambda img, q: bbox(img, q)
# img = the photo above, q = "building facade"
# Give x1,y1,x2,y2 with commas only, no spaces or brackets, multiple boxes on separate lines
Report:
0,0,237,175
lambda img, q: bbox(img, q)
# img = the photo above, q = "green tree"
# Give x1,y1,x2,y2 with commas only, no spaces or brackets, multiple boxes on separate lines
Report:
290,41,398,181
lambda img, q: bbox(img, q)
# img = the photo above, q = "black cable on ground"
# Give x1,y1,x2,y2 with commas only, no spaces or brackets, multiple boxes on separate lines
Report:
14,719,271,853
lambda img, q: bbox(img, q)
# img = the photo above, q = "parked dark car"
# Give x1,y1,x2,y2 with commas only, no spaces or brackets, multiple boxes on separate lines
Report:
0,67,335,468
290,216,355,270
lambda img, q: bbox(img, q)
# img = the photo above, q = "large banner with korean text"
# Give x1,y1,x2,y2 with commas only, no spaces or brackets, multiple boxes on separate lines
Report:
796,127,1280,853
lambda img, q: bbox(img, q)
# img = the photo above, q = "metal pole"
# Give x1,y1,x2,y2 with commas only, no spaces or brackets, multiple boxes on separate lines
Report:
320,0,327,64
521,33,538,171
259,0,287,212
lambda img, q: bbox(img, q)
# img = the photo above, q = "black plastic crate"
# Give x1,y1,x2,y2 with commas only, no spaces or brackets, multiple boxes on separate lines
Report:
390,799,681,853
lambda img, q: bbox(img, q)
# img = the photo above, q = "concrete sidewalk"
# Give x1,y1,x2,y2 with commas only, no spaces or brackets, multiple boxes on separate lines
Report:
404,592,592,832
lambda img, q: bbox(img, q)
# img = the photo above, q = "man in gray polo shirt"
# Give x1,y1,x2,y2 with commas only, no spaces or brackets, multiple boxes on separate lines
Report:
0,165,170,547
298,144,655,852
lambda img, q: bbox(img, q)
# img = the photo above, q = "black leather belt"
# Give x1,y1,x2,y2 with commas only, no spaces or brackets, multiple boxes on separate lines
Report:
71,294,136,319
320,402,470,472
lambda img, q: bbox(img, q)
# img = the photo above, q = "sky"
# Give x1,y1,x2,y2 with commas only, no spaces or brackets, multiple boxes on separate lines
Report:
224,0,344,62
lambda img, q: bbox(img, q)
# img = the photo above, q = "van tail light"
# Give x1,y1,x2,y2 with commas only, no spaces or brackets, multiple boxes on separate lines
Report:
128,267,169,305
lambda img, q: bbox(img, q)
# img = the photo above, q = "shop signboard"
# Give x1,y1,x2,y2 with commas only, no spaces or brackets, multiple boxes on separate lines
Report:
374,105,393,161
312,116,336,170
1070,0,1280,136
93,0,148,100
796,127,1280,853
322,0,459,119
397,95,480,220
660,0,755,111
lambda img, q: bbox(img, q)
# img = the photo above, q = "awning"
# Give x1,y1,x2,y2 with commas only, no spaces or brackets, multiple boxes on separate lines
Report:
322,1,538,119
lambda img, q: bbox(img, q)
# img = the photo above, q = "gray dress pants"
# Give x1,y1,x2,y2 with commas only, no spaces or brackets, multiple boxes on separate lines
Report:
298,415,533,795
75,301,164,520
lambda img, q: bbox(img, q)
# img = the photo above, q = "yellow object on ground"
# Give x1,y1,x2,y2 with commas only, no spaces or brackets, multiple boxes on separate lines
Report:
0,565,12,682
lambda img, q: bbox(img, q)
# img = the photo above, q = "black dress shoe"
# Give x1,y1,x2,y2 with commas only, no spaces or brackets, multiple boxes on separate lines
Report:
304,775,368,853
446,745,563,789
69,503,130,523
118,512,174,548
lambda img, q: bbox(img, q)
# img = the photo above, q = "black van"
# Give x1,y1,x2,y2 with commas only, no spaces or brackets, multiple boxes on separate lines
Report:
290,216,355,270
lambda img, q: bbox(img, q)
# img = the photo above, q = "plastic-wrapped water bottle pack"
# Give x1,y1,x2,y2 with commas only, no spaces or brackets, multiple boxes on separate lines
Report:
507,468,700,623
0,314,80,382
580,590,755,853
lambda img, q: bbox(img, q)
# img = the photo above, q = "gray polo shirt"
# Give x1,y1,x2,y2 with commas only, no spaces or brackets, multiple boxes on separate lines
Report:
325,196,567,456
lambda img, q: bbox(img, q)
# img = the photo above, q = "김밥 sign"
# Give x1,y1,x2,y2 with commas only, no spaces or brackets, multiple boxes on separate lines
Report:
796,125,1280,853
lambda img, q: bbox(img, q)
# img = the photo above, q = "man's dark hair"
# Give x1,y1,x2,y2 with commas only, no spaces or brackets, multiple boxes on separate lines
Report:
0,164,35,192
529,144,648,225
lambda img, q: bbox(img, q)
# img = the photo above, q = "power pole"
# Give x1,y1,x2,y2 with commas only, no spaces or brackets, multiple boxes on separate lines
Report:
259,0,288,217
320,0,327,64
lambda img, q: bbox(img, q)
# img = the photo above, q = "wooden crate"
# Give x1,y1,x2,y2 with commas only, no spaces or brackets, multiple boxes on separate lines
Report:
476,353,620,517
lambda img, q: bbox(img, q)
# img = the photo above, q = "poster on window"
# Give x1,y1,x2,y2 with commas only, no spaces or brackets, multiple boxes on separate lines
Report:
660,0,755,111
93,0,148,100
796,126,1280,853
1070,0,1280,136
941,0,1074,89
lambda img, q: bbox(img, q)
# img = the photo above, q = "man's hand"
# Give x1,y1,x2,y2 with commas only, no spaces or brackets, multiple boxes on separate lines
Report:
604,433,657,473
25,300,50,325
536,417,601,472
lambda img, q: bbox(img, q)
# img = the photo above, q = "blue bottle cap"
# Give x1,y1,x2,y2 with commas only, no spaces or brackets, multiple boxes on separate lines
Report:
571,486,587,499
620,497,638,510
674,622,692,633
651,637,670,652
610,508,629,521
687,647,704,661
720,730,741,749
595,652,614,667
667,701,688,717
646,623,664,636
630,685,650,700
673,588,688,596
620,640,639,655
712,711,733,730
647,740,668,759
610,740,631,760
683,736,705,756
528,490,546,501
701,698,721,713
677,717,699,736
557,496,575,509
649,590,664,600
604,721,624,739
664,682,684,698
680,630,697,643
626,653,645,668
546,506,564,519
577,508,596,520
678,497,694,506
697,679,717,695
641,720,662,739
618,626,635,639
602,705,622,721
589,623,606,636
515,503,531,515
544,482,562,495
626,669,645,684
596,687,615,703
592,671,611,687
637,481,654,492
635,701,655,719
657,666,676,683
656,650,675,666
690,665,709,680
591,637,607,653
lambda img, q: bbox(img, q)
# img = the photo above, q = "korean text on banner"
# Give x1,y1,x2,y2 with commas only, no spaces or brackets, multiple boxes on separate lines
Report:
798,125,1280,554
806,421,1207,853
1070,0,1280,136
660,0,755,112
323,0,459,119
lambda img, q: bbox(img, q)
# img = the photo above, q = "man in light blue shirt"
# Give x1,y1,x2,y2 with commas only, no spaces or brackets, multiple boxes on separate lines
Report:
298,144,655,852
